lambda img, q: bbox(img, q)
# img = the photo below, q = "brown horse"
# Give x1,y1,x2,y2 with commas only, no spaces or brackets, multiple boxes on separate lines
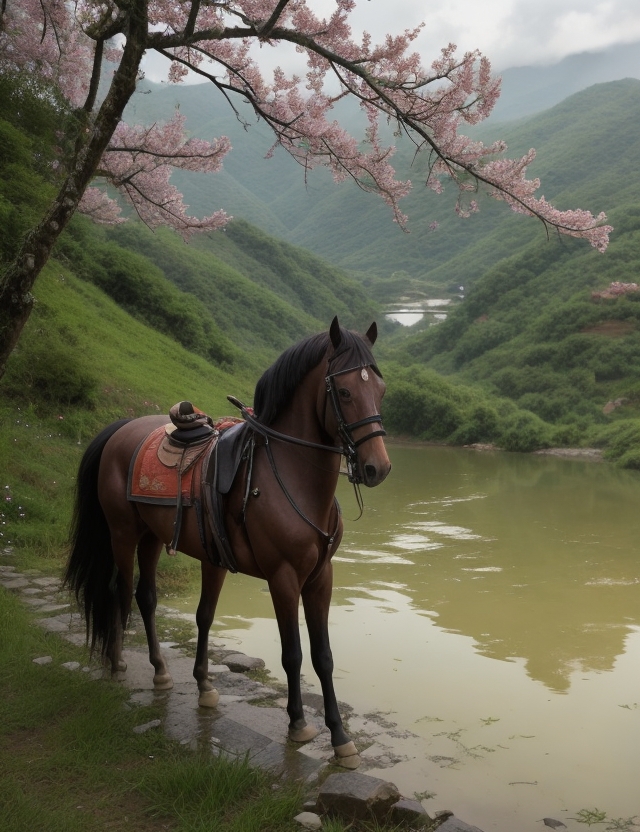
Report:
64,317,390,767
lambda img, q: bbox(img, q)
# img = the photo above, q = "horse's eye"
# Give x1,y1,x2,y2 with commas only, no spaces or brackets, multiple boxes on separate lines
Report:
338,388,351,400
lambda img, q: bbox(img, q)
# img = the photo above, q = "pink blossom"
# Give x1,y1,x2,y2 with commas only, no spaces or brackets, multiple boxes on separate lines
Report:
0,0,611,249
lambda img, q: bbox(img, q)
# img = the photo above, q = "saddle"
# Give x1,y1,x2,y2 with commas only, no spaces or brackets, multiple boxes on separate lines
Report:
127,402,251,572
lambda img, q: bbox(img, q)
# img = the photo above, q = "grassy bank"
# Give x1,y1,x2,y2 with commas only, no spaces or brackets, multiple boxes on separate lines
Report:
0,586,305,832
1,585,418,832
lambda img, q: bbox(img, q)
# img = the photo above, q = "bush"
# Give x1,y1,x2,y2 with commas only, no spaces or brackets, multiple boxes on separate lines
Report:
3,329,97,407
449,403,500,445
592,418,640,463
383,370,466,440
498,410,552,453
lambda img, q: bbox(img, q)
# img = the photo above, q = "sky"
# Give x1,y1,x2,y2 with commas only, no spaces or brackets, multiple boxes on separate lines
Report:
142,0,640,83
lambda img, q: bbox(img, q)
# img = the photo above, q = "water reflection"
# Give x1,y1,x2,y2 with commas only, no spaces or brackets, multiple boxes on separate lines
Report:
180,444,640,830
334,445,640,693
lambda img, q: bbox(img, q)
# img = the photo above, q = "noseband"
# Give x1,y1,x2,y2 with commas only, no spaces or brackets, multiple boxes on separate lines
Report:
324,365,386,484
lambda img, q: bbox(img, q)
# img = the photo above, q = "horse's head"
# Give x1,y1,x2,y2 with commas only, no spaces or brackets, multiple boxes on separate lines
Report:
325,317,391,488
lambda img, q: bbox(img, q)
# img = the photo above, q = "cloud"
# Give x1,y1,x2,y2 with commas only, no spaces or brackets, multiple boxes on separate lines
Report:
141,0,640,83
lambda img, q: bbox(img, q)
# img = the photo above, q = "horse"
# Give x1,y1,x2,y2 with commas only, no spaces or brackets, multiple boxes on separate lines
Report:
64,316,391,768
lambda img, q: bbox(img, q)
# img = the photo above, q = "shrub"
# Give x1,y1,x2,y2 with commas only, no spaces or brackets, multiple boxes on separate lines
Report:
591,418,640,463
498,410,552,453
449,403,500,445
3,329,97,407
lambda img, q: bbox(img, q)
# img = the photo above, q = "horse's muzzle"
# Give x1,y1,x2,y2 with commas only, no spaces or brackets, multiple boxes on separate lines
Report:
361,460,392,488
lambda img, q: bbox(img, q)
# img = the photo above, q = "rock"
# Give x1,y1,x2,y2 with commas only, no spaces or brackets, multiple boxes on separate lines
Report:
223,653,265,672
317,771,401,821
32,656,53,665
31,576,60,587
133,719,162,734
389,797,431,827
61,661,81,671
436,816,485,832
294,811,323,829
36,613,74,633
0,577,29,590
543,820,567,830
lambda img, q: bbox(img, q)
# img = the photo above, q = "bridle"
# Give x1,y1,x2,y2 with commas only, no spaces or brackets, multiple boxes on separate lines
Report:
323,364,386,484
228,361,386,485
226,359,386,543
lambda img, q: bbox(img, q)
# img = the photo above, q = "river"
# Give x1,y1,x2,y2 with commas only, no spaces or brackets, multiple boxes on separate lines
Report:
179,443,640,832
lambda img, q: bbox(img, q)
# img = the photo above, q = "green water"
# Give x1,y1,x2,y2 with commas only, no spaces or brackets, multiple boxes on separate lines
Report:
179,444,640,832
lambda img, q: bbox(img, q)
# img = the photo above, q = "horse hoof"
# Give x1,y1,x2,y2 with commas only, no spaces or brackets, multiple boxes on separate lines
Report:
153,673,173,690
333,741,361,769
198,688,220,708
288,723,319,743
335,752,361,769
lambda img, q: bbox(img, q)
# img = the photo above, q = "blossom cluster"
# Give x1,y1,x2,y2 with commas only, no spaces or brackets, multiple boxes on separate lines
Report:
83,115,231,237
0,0,612,248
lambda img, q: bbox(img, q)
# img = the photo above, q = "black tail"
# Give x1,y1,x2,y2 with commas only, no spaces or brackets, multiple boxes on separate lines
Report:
64,419,132,657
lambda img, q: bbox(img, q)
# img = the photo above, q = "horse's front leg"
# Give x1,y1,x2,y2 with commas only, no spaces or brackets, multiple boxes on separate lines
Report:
269,569,319,743
193,559,227,707
301,562,361,769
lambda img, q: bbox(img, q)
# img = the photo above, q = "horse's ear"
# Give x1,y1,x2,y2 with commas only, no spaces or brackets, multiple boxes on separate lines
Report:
330,316,342,348
365,322,378,346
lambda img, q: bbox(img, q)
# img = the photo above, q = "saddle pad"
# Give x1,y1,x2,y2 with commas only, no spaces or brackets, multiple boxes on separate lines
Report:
128,425,211,505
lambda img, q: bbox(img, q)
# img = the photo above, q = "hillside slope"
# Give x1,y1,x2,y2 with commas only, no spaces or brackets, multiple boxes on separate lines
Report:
123,79,640,296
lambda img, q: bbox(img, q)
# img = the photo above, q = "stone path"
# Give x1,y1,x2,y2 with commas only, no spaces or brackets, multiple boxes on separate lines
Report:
0,562,484,831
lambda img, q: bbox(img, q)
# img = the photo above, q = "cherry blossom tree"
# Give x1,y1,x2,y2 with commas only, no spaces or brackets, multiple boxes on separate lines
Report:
0,0,612,377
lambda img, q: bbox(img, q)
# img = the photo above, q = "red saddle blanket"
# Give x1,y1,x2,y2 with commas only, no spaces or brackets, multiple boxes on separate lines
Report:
128,425,213,505
127,416,245,506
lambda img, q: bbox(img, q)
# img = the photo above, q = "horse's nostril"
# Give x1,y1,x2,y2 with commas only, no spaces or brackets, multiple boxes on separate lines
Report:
364,464,377,481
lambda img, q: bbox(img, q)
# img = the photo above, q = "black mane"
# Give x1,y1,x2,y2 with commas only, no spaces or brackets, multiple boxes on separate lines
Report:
253,325,380,426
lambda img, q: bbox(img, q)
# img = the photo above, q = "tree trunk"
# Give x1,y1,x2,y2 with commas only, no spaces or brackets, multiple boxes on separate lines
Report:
0,7,148,379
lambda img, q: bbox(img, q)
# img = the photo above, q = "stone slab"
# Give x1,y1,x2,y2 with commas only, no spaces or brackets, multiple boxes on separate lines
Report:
436,817,485,832
318,771,401,821
207,716,275,757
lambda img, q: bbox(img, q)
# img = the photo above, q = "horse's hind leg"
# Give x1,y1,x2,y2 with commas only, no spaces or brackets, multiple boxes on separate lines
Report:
193,559,227,708
107,529,136,677
135,531,173,690
302,564,360,768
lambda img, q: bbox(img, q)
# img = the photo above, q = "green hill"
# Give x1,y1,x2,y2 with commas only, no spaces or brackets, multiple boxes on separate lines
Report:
7,68,640,478
119,79,640,298
395,202,640,465
56,214,380,368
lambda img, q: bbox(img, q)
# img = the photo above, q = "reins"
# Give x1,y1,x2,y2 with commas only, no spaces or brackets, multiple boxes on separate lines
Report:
227,395,343,456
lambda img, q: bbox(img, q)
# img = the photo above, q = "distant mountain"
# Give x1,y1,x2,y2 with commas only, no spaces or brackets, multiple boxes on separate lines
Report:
490,41,640,123
122,46,640,294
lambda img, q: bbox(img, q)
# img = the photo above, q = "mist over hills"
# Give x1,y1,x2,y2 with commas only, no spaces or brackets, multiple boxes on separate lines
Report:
490,40,640,122
6,43,640,464
123,41,640,297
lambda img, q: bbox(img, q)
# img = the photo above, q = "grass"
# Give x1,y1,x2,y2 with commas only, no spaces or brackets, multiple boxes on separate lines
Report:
0,261,255,571
0,585,423,832
2,586,404,832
